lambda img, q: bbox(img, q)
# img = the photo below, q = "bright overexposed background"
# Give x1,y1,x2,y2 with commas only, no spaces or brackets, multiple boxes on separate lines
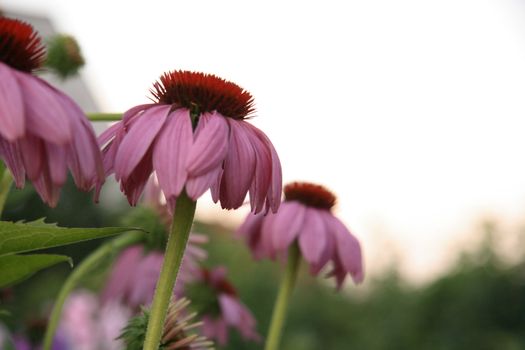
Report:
4,0,525,283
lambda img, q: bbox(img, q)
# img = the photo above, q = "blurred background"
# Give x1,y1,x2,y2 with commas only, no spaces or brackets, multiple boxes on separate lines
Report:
2,1,525,349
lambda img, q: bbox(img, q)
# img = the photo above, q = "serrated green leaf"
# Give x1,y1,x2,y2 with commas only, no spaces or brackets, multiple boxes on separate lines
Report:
0,220,142,256
0,254,72,288
19,217,59,227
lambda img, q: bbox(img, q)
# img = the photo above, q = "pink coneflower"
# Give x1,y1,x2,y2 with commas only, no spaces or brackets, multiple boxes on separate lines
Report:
102,234,208,309
237,182,364,289
189,266,260,345
96,70,281,213
0,18,104,206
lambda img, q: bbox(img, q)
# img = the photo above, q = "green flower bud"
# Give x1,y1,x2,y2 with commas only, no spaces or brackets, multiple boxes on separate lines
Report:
45,34,85,79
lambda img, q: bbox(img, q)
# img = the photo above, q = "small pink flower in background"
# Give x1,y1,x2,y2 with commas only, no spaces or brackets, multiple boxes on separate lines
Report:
191,266,260,345
102,235,207,309
96,70,281,214
237,181,364,289
58,290,130,350
0,18,104,207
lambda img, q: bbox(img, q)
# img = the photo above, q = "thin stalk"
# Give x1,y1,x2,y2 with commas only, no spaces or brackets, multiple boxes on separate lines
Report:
264,244,301,350
143,192,196,350
0,165,12,215
43,230,145,350
87,113,122,122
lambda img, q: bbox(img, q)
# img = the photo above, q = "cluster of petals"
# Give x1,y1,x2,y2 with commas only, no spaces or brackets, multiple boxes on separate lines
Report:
96,79,281,214
196,267,260,345
237,184,364,289
0,18,103,206
102,234,208,309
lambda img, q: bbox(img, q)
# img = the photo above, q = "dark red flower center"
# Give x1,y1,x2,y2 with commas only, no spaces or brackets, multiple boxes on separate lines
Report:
284,182,336,210
201,268,238,297
0,17,46,72
150,70,255,120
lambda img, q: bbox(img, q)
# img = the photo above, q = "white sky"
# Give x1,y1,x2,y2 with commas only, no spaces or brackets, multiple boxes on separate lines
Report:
5,0,525,283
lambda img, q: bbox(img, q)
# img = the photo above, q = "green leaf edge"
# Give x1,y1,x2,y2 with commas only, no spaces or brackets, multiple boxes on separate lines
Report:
0,220,144,256
0,254,73,288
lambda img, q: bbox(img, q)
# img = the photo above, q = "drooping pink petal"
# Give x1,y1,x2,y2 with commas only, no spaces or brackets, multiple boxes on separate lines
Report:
327,253,348,290
0,62,25,141
186,112,229,176
236,212,267,258
330,215,364,284
99,125,125,176
271,201,306,251
18,133,43,180
102,246,143,304
0,139,25,187
243,123,282,213
260,213,278,259
67,120,103,190
152,109,192,200
209,166,223,203
95,126,125,202
46,142,68,186
242,123,272,214
98,121,124,148
185,166,222,200
122,103,153,124
266,138,282,213
120,148,154,206
54,91,104,190
15,72,72,145
298,207,327,265
219,119,256,209
114,105,169,181
202,316,228,346
237,305,261,342
32,163,61,207
128,252,163,307
218,294,242,326
311,210,338,275
236,211,263,239
218,294,260,343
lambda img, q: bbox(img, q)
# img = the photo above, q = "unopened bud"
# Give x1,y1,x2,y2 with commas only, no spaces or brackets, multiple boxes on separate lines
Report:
45,34,85,79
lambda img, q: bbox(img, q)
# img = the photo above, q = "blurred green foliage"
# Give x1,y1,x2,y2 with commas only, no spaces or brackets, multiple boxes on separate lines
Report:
2,181,525,349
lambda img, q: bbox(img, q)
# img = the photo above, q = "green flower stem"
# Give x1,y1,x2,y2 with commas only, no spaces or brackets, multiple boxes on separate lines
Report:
265,244,301,350
0,165,13,216
143,192,196,350
87,113,122,122
43,230,145,350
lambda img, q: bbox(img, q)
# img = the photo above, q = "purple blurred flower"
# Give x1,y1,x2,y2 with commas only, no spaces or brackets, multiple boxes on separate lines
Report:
237,182,364,289
58,290,130,350
96,70,281,213
194,267,260,345
102,234,207,309
0,18,103,206
7,331,68,350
